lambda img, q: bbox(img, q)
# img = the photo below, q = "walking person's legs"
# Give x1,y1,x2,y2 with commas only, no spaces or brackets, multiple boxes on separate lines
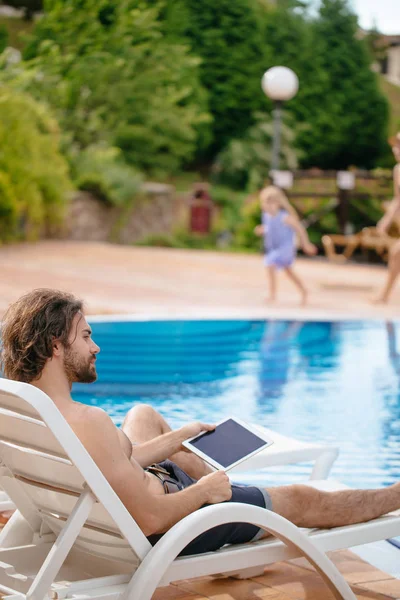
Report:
374,240,400,304
283,266,308,305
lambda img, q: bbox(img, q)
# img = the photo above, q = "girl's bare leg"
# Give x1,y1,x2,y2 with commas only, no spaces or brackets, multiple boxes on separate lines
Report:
374,241,400,304
265,265,277,302
283,266,308,305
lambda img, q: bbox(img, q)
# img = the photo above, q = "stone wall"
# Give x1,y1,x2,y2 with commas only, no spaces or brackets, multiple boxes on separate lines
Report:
65,182,182,244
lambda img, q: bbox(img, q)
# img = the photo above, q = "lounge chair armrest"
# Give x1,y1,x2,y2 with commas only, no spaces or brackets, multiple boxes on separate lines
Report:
123,503,355,600
230,426,339,479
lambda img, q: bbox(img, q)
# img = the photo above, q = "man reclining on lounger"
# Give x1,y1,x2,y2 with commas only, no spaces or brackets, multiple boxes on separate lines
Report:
1,289,400,555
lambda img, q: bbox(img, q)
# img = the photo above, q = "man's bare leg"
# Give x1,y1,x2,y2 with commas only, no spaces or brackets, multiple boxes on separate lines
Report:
122,404,212,478
259,482,400,537
374,241,400,304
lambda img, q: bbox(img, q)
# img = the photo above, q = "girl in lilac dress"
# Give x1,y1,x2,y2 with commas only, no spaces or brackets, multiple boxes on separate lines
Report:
254,186,317,305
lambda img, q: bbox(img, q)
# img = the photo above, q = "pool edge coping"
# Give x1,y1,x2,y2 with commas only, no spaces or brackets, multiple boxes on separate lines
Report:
87,308,400,323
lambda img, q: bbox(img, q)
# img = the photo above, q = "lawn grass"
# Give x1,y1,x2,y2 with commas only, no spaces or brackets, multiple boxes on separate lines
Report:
0,15,34,50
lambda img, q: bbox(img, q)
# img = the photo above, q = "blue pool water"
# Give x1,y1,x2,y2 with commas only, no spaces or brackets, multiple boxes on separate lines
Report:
74,319,400,490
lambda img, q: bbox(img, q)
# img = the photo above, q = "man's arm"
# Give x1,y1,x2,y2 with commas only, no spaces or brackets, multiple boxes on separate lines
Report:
129,422,214,468
70,409,231,536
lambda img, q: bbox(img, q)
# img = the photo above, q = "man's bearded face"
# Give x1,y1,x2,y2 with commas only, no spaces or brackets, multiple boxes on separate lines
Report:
64,345,97,384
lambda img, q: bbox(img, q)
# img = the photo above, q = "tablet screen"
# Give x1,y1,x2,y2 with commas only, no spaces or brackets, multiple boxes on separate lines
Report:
189,418,267,468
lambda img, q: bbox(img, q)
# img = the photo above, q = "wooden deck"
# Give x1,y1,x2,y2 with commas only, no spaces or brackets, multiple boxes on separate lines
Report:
0,241,399,598
156,551,400,599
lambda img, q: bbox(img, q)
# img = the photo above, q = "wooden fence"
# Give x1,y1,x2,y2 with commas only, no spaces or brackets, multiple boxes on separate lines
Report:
275,169,393,235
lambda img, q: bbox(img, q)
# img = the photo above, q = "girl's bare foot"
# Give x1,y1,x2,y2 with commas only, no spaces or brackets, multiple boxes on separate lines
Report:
300,289,308,306
265,295,276,303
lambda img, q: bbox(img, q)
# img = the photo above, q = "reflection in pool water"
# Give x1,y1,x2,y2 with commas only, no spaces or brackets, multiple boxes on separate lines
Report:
73,319,400,489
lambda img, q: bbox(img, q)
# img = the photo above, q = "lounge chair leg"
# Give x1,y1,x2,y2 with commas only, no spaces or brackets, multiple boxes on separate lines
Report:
0,510,34,548
213,566,266,579
122,504,357,600
229,566,266,579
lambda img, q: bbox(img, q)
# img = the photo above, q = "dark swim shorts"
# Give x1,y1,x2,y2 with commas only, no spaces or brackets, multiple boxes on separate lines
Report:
147,459,273,556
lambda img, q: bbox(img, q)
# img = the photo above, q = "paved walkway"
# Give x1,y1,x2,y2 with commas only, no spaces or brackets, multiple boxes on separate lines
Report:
0,241,399,319
0,241,399,598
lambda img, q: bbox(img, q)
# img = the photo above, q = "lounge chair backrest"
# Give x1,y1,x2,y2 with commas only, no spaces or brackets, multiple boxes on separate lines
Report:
0,379,151,565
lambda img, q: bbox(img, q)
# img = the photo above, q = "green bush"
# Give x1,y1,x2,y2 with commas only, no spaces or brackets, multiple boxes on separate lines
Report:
0,86,71,240
72,146,143,207
0,171,18,242
0,24,8,53
234,198,263,252
210,185,247,235
75,173,112,205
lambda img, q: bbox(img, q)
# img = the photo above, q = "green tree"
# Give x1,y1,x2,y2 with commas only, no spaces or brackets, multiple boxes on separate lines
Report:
17,0,210,175
257,0,389,169
214,111,300,190
178,0,267,155
259,4,328,158
0,86,71,240
304,0,389,168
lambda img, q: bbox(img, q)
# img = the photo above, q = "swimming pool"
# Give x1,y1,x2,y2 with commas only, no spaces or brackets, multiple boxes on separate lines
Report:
74,318,400,490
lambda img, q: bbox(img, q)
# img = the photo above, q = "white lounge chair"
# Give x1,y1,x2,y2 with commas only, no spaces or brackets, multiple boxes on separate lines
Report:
0,379,399,600
0,491,14,513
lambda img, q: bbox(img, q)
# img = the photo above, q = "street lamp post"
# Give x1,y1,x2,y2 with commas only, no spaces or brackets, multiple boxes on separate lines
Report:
261,66,299,173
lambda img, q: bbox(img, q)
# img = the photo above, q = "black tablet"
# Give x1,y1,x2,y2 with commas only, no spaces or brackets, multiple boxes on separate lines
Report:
182,417,274,471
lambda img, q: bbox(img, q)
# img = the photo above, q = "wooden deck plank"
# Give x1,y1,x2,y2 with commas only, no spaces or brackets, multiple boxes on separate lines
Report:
164,550,400,600
249,561,339,599
152,584,208,600
171,573,292,599
291,550,396,584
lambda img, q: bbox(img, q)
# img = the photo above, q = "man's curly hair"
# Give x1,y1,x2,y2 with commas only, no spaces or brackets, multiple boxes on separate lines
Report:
1,289,83,383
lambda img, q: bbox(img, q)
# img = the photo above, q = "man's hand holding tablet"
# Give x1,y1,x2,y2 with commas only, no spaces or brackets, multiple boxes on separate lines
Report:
182,417,274,471
178,421,216,448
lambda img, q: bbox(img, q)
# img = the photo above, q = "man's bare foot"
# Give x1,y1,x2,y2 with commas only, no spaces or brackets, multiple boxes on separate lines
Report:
265,296,276,303
371,296,388,305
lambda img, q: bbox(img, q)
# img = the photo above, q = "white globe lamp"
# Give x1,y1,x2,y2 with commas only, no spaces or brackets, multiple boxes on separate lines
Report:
261,66,299,102
261,66,299,172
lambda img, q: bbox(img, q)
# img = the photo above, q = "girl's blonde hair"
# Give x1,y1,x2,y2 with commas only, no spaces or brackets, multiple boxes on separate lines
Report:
259,185,299,220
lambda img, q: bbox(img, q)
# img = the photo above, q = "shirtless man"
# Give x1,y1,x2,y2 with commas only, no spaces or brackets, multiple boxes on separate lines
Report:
2,289,400,555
